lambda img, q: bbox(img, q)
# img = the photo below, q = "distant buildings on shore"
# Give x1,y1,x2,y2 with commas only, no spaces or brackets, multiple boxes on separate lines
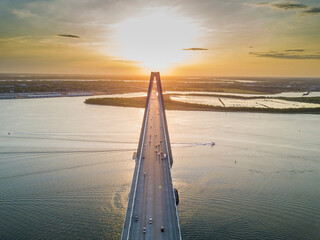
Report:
27,93,62,98
0,92,93,99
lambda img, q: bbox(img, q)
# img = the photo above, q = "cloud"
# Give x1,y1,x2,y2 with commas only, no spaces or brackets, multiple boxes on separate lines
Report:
182,48,208,51
112,59,138,64
248,2,309,10
285,49,304,52
246,3,269,7
12,9,37,19
302,7,320,14
247,2,307,9
250,51,320,60
272,2,307,10
0,36,31,42
57,34,80,38
255,3,269,6
249,2,320,15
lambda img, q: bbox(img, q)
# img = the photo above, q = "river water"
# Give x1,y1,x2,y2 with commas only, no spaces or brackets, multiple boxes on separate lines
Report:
0,97,319,239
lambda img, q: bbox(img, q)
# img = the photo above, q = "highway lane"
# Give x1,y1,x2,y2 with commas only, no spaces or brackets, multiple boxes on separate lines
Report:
121,81,181,240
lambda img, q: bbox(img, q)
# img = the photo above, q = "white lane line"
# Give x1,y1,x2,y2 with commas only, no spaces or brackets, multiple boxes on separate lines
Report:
121,156,137,239
159,93,182,240
126,87,152,240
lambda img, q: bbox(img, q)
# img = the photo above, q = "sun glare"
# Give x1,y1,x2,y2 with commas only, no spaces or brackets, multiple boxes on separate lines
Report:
111,8,200,72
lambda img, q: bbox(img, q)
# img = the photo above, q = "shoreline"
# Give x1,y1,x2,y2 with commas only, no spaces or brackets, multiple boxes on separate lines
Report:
84,95,320,114
0,92,96,99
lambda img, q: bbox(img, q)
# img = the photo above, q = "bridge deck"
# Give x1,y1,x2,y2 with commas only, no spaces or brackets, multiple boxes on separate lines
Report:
121,73,181,240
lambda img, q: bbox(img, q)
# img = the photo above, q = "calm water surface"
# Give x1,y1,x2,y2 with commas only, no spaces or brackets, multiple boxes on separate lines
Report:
0,97,320,239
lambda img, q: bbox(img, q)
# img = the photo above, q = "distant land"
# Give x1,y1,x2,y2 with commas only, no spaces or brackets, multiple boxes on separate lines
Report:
1,74,320,113
1,73,320,94
85,95,320,114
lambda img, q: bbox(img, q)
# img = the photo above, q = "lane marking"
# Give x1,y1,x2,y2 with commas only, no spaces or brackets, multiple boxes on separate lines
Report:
158,89,182,240
126,84,153,240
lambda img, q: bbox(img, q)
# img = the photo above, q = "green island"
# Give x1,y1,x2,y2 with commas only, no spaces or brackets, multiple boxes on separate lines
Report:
85,95,320,114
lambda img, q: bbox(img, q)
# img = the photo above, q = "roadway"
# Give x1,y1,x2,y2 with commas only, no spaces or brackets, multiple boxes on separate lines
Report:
121,75,181,240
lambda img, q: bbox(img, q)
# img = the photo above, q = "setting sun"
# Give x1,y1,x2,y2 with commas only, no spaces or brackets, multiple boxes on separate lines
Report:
110,8,201,72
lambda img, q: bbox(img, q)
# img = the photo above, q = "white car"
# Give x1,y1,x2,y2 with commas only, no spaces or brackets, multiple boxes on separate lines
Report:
149,218,152,224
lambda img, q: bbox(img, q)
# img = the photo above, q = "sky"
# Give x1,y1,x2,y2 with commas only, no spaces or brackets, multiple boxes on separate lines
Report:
0,0,320,77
